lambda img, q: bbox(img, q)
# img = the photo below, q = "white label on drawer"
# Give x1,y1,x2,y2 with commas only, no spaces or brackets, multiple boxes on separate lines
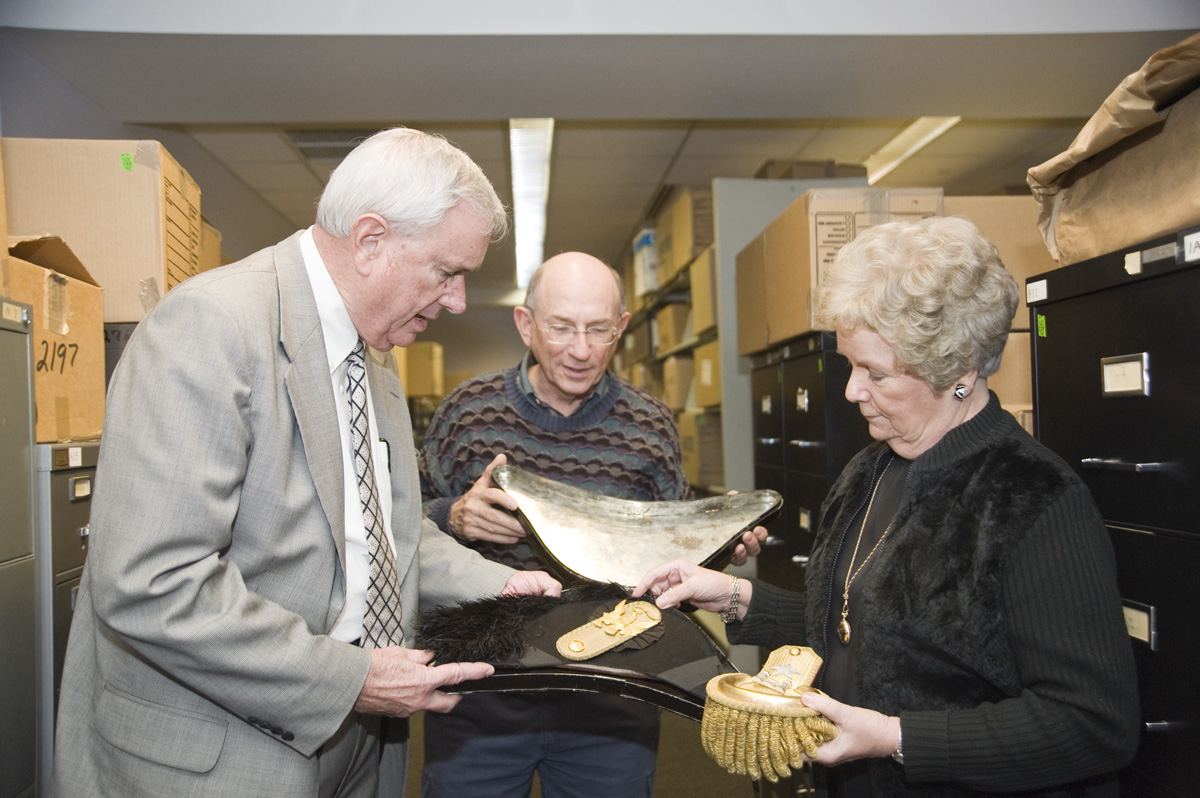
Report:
761,395,772,414
1123,605,1151,644
68,447,83,468
1026,279,1048,304
2,301,23,323
1185,230,1200,263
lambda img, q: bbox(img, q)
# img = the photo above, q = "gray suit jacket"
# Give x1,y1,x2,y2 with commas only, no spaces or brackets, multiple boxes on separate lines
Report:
52,232,513,797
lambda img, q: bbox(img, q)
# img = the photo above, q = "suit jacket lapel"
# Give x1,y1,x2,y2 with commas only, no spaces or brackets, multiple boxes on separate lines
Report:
275,232,348,571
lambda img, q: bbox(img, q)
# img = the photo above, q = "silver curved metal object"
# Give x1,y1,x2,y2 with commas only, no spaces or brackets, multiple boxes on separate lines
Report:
491,465,782,587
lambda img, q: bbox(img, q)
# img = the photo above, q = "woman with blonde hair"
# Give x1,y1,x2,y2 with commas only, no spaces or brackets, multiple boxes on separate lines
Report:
636,216,1138,797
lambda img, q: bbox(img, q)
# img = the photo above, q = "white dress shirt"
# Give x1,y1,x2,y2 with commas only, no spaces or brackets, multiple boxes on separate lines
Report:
300,227,398,643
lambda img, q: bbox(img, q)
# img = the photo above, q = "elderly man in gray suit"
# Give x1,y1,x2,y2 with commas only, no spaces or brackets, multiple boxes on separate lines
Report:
51,128,560,798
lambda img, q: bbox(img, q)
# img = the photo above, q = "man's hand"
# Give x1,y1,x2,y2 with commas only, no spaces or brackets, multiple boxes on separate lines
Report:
501,569,562,598
728,525,768,566
448,454,525,544
353,647,493,717
798,691,901,765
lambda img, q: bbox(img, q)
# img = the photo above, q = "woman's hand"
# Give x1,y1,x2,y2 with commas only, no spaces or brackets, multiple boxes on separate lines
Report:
800,691,901,765
632,559,742,615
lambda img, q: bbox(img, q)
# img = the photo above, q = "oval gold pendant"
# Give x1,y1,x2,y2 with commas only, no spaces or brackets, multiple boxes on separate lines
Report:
838,617,852,646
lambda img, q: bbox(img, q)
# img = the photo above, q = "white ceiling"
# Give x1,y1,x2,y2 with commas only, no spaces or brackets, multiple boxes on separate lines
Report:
1,21,1197,307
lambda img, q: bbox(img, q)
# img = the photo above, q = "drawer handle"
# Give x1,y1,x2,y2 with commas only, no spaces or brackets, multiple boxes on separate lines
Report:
758,438,781,445
1145,721,1188,733
788,440,825,448
763,535,786,548
78,524,90,539
791,555,810,566
1081,458,1165,473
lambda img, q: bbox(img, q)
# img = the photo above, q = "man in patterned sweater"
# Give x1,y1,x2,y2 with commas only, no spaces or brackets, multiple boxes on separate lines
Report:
417,251,763,797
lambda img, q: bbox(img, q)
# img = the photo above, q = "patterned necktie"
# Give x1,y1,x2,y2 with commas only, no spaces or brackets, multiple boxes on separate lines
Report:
346,340,403,648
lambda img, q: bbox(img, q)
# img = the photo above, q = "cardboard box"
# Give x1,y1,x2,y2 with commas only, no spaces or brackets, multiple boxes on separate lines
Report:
656,186,713,285
735,233,768,355
694,339,722,408
0,140,7,248
1027,34,1200,265
990,331,1032,411
198,216,223,274
755,160,868,180
623,318,652,364
631,360,663,398
942,196,1060,326
2,137,203,323
631,227,657,299
737,187,943,355
677,410,724,488
662,354,695,412
404,341,443,397
689,247,717,335
6,236,104,442
654,303,691,354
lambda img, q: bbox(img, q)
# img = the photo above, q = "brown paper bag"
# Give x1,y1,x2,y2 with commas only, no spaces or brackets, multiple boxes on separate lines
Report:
1026,32,1200,265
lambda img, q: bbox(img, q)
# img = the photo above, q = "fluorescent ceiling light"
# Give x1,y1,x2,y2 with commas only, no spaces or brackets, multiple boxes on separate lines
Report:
865,116,961,185
510,118,555,288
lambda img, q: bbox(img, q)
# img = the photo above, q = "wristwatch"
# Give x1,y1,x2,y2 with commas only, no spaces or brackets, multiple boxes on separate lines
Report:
892,723,904,766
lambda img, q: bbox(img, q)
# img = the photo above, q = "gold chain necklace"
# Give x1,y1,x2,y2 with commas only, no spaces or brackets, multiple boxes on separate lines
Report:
838,457,895,646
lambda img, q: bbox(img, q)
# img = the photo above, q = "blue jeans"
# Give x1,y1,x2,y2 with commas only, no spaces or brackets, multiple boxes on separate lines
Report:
422,691,659,798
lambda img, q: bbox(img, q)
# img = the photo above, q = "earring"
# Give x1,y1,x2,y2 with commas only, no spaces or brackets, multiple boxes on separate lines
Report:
953,384,967,401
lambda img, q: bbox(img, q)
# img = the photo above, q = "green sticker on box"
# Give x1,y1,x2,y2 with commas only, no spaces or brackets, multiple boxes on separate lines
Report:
1037,314,1046,338
120,153,134,171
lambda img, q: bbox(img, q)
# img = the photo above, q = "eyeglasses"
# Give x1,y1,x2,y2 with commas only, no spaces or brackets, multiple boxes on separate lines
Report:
538,323,621,347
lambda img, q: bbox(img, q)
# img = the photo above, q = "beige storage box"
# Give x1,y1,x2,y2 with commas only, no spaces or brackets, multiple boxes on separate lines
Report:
694,339,722,409
661,354,695,412
942,196,1061,326
689,248,717,335
2,137,202,323
654,303,691,354
5,236,105,442
656,187,713,286
737,187,943,355
404,341,444,398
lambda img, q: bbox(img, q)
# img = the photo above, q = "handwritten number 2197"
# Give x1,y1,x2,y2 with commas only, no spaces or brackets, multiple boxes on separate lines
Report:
37,340,80,374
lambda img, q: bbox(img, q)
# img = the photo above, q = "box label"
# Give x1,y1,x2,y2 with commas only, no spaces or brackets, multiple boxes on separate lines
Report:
1026,279,1048,304
1185,230,1200,263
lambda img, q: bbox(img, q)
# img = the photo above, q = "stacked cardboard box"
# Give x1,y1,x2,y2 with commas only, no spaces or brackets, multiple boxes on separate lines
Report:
5,236,105,442
755,160,868,181
678,410,724,489
694,339,722,408
2,137,202,323
654,303,690,354
661,354,694,412
737,187,943,355
655,187,713,286
689,248,717,335
404,341,444,398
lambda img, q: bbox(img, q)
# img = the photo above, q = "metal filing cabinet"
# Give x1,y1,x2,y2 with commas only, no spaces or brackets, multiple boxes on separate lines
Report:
1029,225,1200,797
0,299,38,798
35,442,98,795
751,331,871,590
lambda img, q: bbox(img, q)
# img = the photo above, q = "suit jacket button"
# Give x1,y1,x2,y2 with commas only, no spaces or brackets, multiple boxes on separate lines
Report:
248,716,262,726
282,731,295,742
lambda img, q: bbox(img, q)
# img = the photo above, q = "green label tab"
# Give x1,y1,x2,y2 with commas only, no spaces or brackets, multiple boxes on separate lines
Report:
1037,314,1047,338
120,153,134,171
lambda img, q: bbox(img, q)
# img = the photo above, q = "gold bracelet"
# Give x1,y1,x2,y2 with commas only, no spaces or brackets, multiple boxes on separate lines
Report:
719,575,741,623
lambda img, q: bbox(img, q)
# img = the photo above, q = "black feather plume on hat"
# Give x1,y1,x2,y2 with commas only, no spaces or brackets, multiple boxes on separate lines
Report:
415,581,630,664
